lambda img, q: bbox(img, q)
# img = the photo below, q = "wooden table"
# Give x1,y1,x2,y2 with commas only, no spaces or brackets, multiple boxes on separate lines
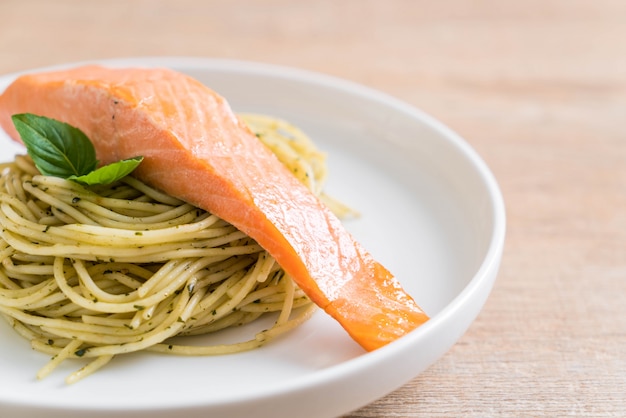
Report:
1,1,624,416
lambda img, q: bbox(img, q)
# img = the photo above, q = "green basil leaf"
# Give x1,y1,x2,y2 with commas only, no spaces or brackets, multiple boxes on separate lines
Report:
12,113,98,177
12,113,144,186
69,157,144,185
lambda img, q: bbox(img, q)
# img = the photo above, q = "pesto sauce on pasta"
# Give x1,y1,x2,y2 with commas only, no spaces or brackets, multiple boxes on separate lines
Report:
0,114,340,384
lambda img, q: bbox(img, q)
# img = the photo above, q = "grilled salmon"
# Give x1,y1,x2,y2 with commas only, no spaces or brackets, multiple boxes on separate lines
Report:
0,65,429,350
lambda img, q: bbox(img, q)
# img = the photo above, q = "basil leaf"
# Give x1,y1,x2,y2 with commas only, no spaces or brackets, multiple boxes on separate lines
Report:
69,157,144,185
12,114,97,177
11,113,144,186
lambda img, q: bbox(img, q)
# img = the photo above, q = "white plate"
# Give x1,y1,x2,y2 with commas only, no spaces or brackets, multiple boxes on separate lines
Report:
0,57,505,418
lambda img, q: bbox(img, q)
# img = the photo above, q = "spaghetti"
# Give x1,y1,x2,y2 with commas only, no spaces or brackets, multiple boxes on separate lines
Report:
0,114,339,383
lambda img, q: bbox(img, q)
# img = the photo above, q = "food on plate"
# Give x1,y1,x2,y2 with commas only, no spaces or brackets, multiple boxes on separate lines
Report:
0,65,429,381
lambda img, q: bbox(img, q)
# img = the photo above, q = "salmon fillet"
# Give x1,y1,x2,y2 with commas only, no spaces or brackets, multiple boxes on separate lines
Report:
0,65,428,351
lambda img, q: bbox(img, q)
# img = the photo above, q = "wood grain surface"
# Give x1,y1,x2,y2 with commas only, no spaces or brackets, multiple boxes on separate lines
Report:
1,1,625,416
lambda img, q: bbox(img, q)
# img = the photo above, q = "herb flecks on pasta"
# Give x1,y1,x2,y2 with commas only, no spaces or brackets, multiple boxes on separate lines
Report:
0,114,344,384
